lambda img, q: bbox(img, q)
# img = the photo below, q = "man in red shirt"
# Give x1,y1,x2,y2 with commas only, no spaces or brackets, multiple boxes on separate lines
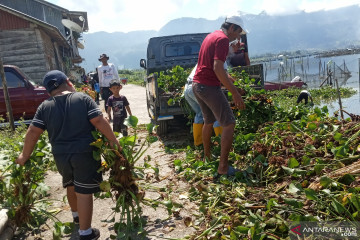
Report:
192,15,246,176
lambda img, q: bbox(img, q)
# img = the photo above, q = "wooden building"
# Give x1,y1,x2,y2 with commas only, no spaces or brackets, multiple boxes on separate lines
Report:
0,0,88,83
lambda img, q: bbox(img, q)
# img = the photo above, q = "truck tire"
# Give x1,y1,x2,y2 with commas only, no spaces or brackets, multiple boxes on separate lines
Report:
156,120,168,135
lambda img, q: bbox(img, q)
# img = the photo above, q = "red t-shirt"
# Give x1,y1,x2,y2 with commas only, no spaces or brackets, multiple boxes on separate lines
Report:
193,30,229,86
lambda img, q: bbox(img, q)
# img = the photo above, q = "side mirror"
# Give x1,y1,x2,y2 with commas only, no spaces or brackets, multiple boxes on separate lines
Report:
140,59,146,69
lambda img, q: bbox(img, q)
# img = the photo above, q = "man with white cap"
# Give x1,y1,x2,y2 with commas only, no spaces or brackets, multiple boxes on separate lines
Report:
192,15,247,178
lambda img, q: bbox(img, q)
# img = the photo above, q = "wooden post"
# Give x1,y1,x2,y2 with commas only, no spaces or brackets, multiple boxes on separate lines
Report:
0,59,15,131
335,78,344,121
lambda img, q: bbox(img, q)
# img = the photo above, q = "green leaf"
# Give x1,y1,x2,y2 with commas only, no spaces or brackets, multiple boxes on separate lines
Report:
167,98,175,106
174,159,182,166
120,135,136,145
266,198,278,214
304,188,318,200
338,174,355,185
314,164,324,175
331,199,346,214
146,122,154,133
92,150,101,161
284,198,304,208
350,195,360,211
235,226,250,234
307,122,317,131
90,139,103,148
333,132,343,141
288,158,299,168
288,183,303,194
37,140,46,149
147,135,158,143
124,115,138,128
281,166,294,174
320,176,332,188
100,181,111,192
35,152,45,157
334,145,349,158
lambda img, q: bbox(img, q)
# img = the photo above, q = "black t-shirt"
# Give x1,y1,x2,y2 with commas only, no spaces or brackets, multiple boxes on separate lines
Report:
32,92,102,154
106,95,129,119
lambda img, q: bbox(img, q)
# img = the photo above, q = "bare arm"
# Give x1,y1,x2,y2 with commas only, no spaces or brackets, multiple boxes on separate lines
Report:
16,125,44,166
125,106,132,116
90,115,120,149
214,59,245,110
106,106,112,121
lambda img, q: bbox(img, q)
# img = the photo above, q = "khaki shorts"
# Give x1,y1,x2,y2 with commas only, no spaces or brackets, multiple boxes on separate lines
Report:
192,82,235,127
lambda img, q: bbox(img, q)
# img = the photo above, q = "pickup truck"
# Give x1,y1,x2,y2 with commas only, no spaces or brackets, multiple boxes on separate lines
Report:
140,33,208,135
0,65,49,125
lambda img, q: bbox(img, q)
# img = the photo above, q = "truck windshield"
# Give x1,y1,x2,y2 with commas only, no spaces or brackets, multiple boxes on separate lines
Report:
165,42,200,57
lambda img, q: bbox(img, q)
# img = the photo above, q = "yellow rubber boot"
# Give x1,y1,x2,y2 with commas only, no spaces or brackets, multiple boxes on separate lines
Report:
213,126,223,136
193,123,203,146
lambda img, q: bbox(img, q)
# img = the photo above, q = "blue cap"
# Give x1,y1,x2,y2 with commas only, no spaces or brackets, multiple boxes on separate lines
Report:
43,70,68,93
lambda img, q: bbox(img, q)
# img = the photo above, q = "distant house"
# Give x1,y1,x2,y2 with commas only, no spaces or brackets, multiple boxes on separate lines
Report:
0,0,88,83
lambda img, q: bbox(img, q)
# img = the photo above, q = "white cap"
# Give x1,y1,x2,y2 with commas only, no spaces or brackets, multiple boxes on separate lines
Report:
225,15,247,35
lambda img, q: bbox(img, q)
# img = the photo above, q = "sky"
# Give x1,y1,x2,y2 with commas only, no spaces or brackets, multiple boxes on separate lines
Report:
46,0,360,33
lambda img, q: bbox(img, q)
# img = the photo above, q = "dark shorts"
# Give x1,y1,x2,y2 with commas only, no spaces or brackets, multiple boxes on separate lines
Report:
113,117,128,136
53,151,102,194
192,82,235,126
297,92,309,104
101,87,112,108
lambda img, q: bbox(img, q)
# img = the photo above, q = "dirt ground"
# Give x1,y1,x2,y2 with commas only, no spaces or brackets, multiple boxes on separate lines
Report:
14,84,197,240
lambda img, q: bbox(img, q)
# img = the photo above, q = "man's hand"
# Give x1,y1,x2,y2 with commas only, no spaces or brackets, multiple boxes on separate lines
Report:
105,116,112,123
16,153,29,166
232,92,246,110
15,125,44,166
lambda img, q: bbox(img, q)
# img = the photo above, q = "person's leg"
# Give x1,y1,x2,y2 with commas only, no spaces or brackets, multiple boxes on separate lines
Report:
67,186,77,212
102,88,111,111
185,84,204,145
194,84,236,173
71,152,102,236
76,192,93,230
185,84,204,124
202,123,213,159
192,83,216,152
218,123,235,174
213,121,222,136
53,154,79,223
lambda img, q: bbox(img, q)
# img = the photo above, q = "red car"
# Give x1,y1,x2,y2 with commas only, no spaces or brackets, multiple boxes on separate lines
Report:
0,65,49,125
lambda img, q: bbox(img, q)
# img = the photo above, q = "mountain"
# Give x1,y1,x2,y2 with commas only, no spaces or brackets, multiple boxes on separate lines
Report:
79,5,360,72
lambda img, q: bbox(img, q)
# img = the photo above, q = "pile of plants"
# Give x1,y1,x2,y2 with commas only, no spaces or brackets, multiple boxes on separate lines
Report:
171,70,360,239
0,124,55,233
88,116,159,239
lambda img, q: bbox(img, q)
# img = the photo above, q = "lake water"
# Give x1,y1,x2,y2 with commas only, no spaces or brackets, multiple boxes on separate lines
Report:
262,54,360,116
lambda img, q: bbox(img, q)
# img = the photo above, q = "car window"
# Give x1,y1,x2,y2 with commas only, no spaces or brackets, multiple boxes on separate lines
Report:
165,42,200,57
0,72,25,88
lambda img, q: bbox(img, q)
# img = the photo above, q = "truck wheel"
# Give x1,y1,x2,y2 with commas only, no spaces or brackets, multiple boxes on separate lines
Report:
156,120,168,135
